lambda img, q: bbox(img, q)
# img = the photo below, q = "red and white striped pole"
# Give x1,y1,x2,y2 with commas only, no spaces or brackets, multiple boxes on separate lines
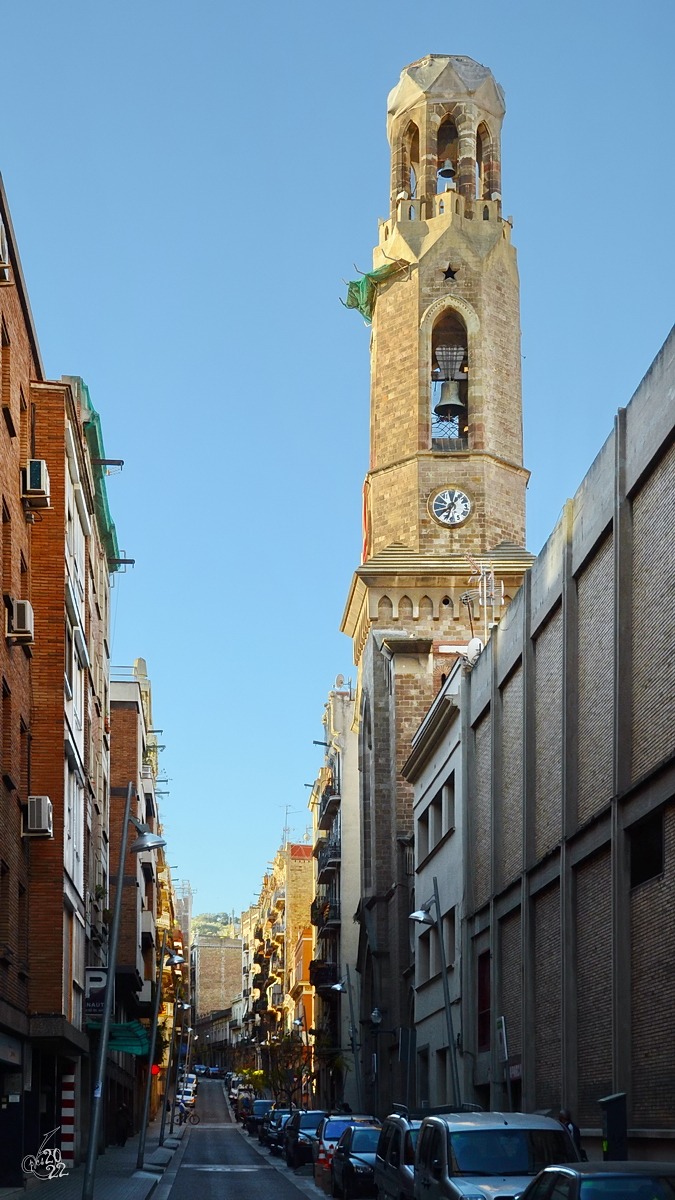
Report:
60,1070,76,1169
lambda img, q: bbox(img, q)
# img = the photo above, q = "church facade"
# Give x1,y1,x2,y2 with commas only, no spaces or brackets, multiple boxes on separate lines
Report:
341,55,534,1115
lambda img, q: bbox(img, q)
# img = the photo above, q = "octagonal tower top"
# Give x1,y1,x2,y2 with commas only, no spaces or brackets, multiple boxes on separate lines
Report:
386,54,506,219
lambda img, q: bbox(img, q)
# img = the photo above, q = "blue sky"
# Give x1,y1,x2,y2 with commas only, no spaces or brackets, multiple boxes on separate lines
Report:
1,0,673,914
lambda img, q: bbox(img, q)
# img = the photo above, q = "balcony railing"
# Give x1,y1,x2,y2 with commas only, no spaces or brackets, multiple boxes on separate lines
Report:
311,897,340,929
309,960,339,991
317,839,341,881
318,785,341,831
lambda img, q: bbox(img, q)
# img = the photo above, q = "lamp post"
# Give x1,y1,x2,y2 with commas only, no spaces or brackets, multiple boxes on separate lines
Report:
169,1001,191,1135
136,930,167,1170
409,874,461,1105
158,968,186,1147
82,784,167,1200
331,963,363,1113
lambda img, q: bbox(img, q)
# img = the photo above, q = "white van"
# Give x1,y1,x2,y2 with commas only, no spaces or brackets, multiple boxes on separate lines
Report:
414,1112,579,1200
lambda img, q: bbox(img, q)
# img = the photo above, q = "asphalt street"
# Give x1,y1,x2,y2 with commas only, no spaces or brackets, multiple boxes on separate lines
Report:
164,1081,320,1200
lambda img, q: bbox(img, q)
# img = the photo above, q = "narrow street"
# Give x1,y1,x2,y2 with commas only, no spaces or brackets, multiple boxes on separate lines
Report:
164,1081,317,1200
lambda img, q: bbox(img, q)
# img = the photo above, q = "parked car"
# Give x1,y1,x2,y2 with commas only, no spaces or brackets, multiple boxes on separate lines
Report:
259,1106,290,1147
518,1161,675,1199
332,1124,383,1198
314,1115,380,1174
284,1109,327,1168
375,1111,422,1200
243,1098,274,1137
413,1112,579,1200
266,1110,292,1155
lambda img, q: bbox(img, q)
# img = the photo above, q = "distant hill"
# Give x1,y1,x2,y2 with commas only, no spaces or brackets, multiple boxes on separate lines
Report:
191,911,240,939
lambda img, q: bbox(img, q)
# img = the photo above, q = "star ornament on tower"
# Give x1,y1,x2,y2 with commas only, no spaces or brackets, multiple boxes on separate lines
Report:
441,262,458,281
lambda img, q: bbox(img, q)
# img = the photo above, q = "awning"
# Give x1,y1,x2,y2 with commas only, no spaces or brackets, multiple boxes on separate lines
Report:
86,1020,150,1056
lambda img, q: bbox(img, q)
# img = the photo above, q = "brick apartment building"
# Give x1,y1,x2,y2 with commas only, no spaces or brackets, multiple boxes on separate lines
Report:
0,173,182,1185
108,659,171,1135
192,932,242,1021
247,842,312,1040
0,177,45,1182
0,175,124,1181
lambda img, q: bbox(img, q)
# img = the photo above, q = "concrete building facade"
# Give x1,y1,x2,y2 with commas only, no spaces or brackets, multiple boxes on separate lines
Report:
404,323,675,1156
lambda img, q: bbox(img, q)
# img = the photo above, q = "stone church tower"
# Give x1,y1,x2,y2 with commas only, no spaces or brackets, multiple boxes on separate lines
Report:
341,55,533,1112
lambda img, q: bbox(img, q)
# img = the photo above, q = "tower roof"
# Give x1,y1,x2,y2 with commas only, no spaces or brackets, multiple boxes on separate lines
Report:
387,54,505,136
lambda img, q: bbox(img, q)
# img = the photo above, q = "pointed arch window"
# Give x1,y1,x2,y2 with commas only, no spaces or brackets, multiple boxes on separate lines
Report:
437,116,458,193
431,309,469,451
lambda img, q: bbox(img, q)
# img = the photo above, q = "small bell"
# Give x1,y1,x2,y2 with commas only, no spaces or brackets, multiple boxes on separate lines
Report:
434,380,467,421
438,159,456,179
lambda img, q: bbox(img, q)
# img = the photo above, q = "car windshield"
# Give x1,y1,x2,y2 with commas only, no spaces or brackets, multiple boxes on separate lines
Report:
352,1129,381,1151
299,1112,325,1129
325,1120,352,1139
580,1178,675,1199
449,1129,573,1176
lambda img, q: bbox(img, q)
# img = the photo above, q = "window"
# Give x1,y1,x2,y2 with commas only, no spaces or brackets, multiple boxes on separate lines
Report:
387,1129,400,1167
417,774,455,864
431,312,468,448
443,908,456,968
630,811,664,887
477,949,491,1051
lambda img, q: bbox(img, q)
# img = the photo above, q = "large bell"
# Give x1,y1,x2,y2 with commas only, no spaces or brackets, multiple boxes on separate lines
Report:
437,158,456,179
434,380,467,422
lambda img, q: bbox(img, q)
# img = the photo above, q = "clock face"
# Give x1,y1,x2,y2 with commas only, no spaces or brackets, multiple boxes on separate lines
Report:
430,487,472,527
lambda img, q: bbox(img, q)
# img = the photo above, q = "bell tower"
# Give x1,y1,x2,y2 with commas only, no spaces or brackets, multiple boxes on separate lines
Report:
366,53,528,560
343,54,533,659
341,57,534,1118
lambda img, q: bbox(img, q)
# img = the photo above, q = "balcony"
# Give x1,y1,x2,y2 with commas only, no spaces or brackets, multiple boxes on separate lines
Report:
253,997,268,1014
318,785,341,831
309,960,339,992
317,839,341,882
311,897,340,930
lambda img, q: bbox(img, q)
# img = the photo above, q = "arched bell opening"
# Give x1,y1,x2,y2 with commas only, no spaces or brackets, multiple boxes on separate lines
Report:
436,116,458,194
431,310,469,450
476,121,500,199
403,121,420,198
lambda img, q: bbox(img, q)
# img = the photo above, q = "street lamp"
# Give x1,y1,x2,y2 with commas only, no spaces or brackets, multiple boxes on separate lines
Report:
331,963,363,1112
409,874,461,1105
82,784,167,1200
136,930,169,1171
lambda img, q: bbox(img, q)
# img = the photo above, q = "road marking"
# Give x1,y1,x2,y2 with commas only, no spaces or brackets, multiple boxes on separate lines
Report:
181,1164,275,1171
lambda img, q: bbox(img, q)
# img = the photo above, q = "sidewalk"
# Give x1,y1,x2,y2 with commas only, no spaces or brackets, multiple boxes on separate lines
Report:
0,1115,186,1200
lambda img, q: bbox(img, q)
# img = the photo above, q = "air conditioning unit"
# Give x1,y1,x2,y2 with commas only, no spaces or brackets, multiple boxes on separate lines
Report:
26,796,53,837
22,459,50,508
6,598,34,643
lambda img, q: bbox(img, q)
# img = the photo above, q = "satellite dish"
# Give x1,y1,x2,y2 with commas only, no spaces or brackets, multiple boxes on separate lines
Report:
466,637,484,665
335,674,345,689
